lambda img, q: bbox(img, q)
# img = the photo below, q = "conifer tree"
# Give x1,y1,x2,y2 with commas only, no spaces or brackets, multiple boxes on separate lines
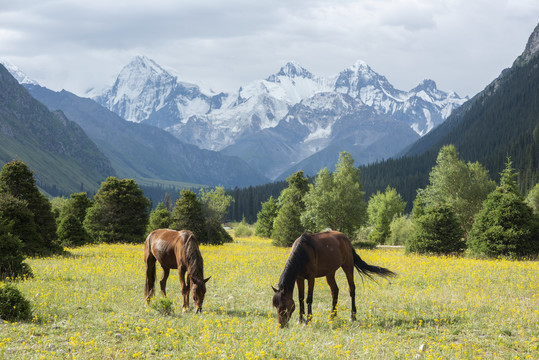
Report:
170,189,207,243
0,161,61,255
272,171,309,247
469,159,539,258
146,202,171,235
255,196,278,238
84,177,151,243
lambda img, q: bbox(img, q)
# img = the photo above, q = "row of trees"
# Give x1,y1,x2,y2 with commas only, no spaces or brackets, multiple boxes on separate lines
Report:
0,160,236,280
254,148,539,259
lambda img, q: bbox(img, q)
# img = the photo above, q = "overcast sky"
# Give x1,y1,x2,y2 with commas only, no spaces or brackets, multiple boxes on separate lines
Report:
1,0,538,98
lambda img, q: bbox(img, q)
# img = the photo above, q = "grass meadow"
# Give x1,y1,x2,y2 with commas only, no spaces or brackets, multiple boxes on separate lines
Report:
0,236,538,359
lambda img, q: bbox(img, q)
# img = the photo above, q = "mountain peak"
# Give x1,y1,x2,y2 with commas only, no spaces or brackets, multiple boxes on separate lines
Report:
514,22,539,66
411,79,438,93
0,60,39,86
270,61,313,80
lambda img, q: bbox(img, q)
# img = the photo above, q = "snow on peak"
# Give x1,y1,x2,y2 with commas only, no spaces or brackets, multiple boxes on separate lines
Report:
1,60,39,85
276,61,313,79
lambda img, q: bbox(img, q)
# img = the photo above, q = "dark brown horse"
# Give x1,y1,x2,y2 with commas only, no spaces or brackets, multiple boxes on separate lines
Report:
144,229,210,313
272,231,395,327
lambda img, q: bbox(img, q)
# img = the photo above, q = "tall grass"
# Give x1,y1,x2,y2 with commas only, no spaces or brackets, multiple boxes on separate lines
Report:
0,237,537,359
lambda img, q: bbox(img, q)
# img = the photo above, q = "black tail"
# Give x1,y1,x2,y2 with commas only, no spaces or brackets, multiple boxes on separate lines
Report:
353,250,396,280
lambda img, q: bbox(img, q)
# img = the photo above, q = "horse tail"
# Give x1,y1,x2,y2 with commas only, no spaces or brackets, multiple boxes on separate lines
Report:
352,249,396,280
144,232,157,303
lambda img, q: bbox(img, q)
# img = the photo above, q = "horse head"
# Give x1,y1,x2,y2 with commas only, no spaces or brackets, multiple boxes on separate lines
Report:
192,276,211,313
272,286,295,328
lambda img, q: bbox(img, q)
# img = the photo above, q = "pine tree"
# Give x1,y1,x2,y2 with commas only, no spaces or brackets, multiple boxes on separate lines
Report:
146,202,171,235
170,189,208,243
406,203,465,255
0,221,32,279
57,214,90,247
272,171,308,247
255,196,278,238
468,159,539,258
84,177,151,243
0,161,61,255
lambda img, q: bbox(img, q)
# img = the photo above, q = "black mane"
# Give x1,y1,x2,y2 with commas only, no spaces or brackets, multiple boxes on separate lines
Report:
278,233,315,292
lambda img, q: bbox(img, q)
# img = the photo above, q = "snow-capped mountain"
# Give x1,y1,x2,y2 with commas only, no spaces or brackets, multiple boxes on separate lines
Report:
91,56,467,179
0,60,39,86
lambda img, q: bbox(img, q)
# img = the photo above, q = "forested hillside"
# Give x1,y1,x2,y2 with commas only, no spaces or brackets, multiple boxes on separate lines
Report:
0,64,114,195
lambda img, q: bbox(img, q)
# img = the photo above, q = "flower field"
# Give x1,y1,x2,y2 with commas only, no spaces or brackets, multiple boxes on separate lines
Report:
1,236,538,359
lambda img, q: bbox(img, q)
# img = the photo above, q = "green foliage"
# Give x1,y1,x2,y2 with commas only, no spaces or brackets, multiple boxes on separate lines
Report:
525,183,539,215
272,171,309,247
57,214,91,247
60,192,93,224
0,221,32,280
254,196,278,238
302,152,367,235
407,203,465,255
0,193,42,256
468,160,539,258
84,177,151,243
0,283,32,322
200,186,234,225
149,297,175,316
0,161,61,255
417,145,495,236
146,202,171,235
170,189,208,243
367,186,406,244
387,215,415,246
234,217,252,238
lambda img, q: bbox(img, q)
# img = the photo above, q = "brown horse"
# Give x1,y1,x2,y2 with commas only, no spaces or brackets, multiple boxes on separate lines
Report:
272,231,395,327
144,229,210,313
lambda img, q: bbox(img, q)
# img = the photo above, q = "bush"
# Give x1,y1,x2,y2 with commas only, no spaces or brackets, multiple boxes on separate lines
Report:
406,203,465,255
150,297,174,316
387,215,415,246
0,283,32,322
234,218,252,238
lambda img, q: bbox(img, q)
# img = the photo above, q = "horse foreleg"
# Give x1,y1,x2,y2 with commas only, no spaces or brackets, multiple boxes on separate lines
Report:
179,266,190,312
306,277,315,323
160,267,170,297
326,273,339,318
343,267,357,321
296,279,306,324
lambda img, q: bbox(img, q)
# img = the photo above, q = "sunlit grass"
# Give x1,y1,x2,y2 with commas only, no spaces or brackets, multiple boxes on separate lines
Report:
0,236,538,359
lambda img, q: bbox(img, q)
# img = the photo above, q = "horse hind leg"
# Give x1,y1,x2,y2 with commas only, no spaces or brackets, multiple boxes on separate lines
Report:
144,254,157,303
326,273,339,318
343,266,357,321
160,267,170,297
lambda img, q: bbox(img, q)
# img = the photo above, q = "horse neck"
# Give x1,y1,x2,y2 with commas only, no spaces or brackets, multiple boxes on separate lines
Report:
183,237,204,283
278,241,311,293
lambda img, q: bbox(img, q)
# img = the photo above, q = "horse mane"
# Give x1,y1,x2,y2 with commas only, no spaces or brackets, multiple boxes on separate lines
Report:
278,233,315,292
183,231,204,284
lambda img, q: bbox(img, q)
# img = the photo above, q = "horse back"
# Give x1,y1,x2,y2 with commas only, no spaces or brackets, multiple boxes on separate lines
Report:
146,229,186,269
309,231,354,276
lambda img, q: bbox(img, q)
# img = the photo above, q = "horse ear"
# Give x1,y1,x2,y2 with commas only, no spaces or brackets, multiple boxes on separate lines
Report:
272,286,278,293
204,276,211,283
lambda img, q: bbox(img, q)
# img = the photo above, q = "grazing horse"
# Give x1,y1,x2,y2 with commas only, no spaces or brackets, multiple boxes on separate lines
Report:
144,229,210,313
272,231,395,327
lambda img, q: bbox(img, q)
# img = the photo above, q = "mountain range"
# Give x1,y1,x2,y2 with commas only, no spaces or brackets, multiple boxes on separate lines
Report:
91,57,466,179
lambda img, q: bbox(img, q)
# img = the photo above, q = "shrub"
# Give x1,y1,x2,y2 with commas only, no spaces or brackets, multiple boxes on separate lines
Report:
0,283,32,322
150,297,174,316
406,203,465,255
234,218,252,238
387,215,415,246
